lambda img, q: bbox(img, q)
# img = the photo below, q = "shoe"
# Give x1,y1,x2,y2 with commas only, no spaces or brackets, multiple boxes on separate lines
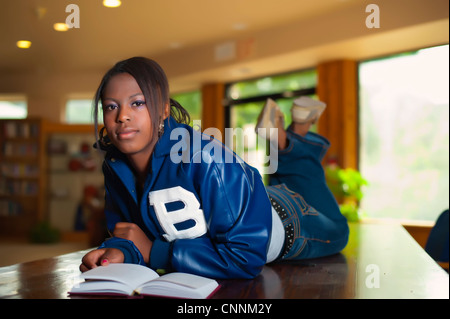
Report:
255,98,284,141
291,96,326,124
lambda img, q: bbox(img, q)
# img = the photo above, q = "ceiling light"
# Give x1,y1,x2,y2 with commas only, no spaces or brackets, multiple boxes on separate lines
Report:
53,23,69,32
169,42,182,49
103,0,121,8
232,23,247,31
16,40,32,49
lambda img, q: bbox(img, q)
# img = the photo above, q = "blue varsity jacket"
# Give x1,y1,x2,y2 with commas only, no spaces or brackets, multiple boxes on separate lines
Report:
98,116,272,279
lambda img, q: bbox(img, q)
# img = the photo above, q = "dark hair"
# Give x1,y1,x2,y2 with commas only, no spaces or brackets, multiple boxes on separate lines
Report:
93,57,190,147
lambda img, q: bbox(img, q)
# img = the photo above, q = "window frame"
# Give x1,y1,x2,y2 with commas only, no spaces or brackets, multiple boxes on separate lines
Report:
224,68,318,129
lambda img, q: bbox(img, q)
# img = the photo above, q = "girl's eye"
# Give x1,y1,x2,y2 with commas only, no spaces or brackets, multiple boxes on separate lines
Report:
133,100,146,107
103,104,118,111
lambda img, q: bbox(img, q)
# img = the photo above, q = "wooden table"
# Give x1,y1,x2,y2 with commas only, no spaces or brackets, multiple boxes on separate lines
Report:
0,223,448,299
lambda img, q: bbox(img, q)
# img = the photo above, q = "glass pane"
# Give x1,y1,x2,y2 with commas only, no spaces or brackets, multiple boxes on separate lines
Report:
228,100,267,176
228,69,317,100
359,45,449,221
66,100,103,124
0,100,27,119
229,96,317,178
171,90,202,124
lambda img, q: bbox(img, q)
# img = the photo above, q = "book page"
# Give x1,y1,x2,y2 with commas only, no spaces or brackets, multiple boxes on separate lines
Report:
137,272,219,298
154,272,216,289
81,263,159,288
70,280,136,296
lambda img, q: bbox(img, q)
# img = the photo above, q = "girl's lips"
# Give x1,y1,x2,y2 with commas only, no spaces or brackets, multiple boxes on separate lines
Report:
116,129,138,140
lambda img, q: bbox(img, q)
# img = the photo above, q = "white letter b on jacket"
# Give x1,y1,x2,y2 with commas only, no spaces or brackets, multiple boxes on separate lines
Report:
149,186,207,242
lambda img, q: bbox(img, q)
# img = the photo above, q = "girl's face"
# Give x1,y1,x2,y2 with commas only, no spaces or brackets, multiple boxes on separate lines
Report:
102,72,154,160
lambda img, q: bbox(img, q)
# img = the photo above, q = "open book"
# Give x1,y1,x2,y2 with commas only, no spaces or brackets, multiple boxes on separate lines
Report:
69,263,220,299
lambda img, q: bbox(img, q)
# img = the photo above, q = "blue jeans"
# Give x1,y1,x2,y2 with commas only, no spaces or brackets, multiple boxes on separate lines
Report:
267,128,349,260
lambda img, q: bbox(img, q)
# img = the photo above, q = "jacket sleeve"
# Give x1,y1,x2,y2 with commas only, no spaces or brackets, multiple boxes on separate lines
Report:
151,149,273,279
95,185,145,266
99,237,146,265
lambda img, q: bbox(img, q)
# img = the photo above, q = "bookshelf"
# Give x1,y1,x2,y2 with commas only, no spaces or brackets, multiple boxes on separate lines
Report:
1,120,105,239
45,123,103,233
0,118,47,236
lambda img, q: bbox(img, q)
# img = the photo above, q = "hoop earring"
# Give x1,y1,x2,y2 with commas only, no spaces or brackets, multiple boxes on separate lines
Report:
99,126,111,146
158,122,165,137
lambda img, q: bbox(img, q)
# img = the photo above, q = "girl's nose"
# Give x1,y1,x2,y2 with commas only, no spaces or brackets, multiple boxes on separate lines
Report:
117,106,131,123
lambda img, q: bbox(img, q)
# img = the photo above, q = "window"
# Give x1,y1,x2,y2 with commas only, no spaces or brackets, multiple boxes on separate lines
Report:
171,90,202,124
228,69,316,100
0,96,27,119
359,45,449,221
67,91,202,125
226,69,317,177
66,99,102,124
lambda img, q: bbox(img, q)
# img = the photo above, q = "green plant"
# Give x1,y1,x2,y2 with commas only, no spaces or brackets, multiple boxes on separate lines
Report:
29,221,60,243
325,165,368,222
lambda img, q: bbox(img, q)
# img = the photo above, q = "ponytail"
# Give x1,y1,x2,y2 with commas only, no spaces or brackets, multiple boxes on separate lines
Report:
169,98,191,125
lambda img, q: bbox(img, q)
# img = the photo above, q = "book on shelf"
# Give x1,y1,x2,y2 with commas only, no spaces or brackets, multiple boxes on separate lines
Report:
1,163,39,178
2,121,39,139
2,141,38,157
0,200,23,216
69,263,220,299
0,180,38,196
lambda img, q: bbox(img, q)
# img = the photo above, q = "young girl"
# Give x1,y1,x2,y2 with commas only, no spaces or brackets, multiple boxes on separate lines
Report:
80,57,349,279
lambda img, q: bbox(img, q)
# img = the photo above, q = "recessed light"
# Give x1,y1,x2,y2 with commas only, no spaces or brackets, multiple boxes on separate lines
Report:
103,0,121,8
169,42,182,49
232,23,247,31
16,40,32,49
53,23,69,32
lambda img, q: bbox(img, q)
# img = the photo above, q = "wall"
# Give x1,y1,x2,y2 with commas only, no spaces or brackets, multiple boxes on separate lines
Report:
0,71,102,123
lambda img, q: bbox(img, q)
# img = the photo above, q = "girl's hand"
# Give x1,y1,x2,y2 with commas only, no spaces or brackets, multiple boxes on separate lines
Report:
80,248,124,272
113,222,153,263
